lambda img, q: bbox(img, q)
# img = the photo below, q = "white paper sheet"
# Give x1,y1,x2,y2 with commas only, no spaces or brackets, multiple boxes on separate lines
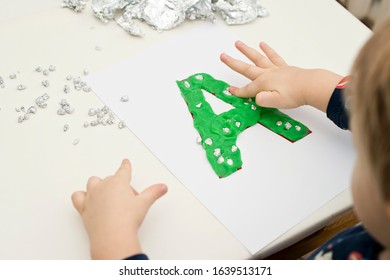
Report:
86,22,355,254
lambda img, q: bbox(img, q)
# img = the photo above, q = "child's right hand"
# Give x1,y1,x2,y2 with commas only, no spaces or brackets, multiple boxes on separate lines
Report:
220,41,343,112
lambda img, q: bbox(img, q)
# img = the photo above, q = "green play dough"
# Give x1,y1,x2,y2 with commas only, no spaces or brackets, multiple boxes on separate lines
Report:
176,73,310,178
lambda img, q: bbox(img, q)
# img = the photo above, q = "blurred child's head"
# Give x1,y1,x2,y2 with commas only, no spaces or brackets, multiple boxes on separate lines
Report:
348,18,390,256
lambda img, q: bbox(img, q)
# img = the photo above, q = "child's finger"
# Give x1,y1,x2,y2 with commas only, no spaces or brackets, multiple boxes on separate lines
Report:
86,176,102,191
229,85,258,98
235,40,273,68
114,159,132,184
260,42,287,67
139,184,168,209
71,191,86,215
229,76,267,98
220,53,260,80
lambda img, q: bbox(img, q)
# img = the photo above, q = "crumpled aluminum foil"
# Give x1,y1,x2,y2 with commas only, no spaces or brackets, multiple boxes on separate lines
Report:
61,0,87,12
66,0,267,36
185,0,215,22
116,8,144,36
214,0,269,25
91,0,134,23
122,0,187,32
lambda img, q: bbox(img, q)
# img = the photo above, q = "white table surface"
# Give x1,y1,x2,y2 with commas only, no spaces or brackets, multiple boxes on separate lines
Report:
0,0,371,259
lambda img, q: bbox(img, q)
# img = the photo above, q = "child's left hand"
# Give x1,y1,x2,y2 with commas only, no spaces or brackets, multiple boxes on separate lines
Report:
71,159,168,259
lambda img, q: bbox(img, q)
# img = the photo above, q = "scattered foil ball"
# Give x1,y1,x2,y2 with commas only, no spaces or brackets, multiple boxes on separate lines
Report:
64,85,71,94
73,76,90,92
42,80,50,87
35,94,49,109
0,77,5,88
57,99,75,115
195,74,204,80
17,98,44,123
223,89,232,96
204,138,213,146
88,108,97,116
83,85,91,92
86,105,117,127
118,120,126,129
27,106,37,114
17,84,26,91
120,95,129,102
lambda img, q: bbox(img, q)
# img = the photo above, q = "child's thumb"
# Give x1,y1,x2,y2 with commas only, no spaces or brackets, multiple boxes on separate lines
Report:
71,191,86,215
256,91,282,108
140,184,168,209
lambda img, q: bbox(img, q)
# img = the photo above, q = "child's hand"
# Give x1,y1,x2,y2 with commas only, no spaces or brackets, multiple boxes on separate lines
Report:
71,159,167,260
220,41,343,112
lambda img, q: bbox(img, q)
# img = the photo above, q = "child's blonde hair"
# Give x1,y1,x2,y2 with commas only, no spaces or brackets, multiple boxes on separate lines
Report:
349,18,390,201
